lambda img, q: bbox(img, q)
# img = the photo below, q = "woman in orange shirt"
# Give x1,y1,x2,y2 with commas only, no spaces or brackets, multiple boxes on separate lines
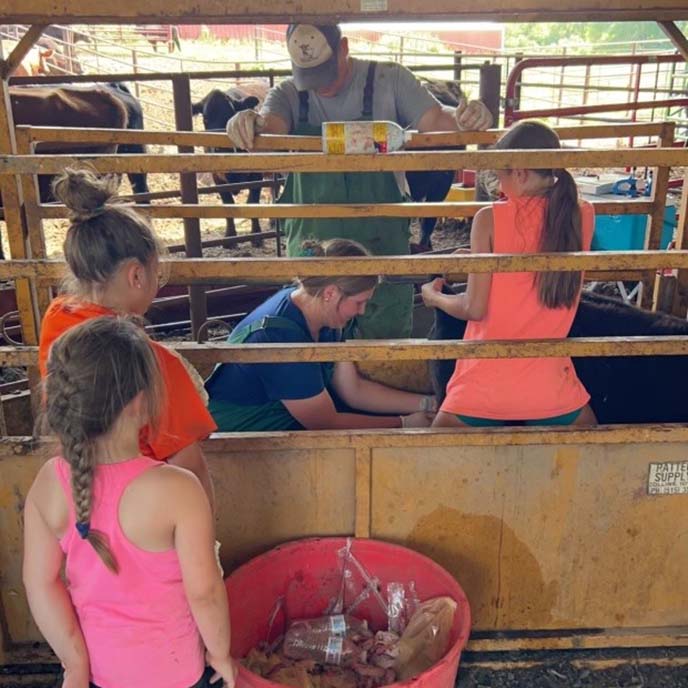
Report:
422,121,597,428
39,168,216,505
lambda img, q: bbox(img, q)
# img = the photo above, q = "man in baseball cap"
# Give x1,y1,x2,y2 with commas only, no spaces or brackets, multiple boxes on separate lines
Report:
224,23,493,339
285,24,343,91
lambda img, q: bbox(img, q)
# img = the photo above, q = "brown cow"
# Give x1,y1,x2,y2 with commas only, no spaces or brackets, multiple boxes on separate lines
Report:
8,84,148,201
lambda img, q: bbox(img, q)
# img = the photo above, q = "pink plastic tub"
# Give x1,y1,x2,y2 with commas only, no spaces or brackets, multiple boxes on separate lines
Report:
226,537,471,688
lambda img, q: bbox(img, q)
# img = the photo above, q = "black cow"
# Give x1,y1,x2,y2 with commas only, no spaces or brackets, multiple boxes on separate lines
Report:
406,78,488,250
192,87,267,244
104,83,150,198
429,288,688,424
406,78,464,250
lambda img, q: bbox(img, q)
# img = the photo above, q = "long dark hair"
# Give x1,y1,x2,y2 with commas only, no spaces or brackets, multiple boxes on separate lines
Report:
494,121,582,309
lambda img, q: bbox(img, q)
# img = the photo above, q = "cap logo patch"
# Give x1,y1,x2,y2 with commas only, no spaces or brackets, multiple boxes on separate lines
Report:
288,24,334,69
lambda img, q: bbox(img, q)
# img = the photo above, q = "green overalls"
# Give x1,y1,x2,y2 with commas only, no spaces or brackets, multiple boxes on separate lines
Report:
279,62,414,340
206,315,335,432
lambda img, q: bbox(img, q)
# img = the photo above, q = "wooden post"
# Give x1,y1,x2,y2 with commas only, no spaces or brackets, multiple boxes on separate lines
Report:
0,71,40,425
658,20,688,61
14,129,51,319
1,24,47,78
171,74,208,340
354,447,372,539
479,62,501,129
644,122,674,310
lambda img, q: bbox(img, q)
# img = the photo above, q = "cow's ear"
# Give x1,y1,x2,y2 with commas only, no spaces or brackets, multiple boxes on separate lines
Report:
239,96,260,111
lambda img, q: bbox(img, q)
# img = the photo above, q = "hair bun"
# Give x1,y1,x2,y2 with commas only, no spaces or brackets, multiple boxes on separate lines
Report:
300,239,326,257
52,168,119,222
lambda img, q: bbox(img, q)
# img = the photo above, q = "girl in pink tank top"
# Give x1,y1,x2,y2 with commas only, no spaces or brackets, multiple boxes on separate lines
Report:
23,317,236,688
422,121,597,428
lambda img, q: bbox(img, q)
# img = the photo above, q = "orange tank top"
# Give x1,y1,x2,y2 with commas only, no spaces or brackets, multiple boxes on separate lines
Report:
441,195,594,420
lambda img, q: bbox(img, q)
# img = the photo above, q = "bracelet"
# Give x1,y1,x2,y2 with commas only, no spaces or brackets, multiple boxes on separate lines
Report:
419,395,437,413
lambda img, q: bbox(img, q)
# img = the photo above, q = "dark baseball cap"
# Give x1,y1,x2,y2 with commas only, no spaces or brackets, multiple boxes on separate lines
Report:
286,24,342,90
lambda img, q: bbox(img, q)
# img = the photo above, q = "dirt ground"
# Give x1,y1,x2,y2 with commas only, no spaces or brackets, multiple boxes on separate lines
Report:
457,647,688,688
2,647,687,688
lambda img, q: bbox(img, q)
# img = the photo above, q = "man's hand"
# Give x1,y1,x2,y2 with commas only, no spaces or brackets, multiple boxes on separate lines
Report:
455,98,492,131
225,110,265,150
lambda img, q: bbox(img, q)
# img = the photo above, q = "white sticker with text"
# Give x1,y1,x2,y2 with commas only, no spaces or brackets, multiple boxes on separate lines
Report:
648,461,688,495
361,0,388,11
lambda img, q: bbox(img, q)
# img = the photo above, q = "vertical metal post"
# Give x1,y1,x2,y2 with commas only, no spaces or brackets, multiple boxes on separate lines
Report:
172,74,207,340
579,63,592,146
453,50,462,83
650,60,661,145
556,47,567,126
630,58,643,148
670,169,688,317
131,49,141,98
644,122,674,311
65,27,76,74
513,52,524,115
479,62,501,129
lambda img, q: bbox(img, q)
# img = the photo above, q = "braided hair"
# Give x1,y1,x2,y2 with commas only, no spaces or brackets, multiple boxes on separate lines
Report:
44,316,163,573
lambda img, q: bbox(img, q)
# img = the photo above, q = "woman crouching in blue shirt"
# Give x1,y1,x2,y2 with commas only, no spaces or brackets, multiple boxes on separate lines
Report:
205,239,435,431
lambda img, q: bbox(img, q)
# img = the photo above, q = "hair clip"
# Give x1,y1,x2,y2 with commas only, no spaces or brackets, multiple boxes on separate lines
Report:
75,521,90,539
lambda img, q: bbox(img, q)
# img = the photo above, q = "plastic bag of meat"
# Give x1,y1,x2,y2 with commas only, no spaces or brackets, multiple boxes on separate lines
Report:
393,596,458,680
283,615,371,666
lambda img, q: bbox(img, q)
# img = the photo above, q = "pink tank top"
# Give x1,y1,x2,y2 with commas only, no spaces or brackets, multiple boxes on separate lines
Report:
441,196,594,420
54,456,204,688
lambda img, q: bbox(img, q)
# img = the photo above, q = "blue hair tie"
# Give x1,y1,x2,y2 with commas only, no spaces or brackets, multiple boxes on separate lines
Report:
75,521,90,539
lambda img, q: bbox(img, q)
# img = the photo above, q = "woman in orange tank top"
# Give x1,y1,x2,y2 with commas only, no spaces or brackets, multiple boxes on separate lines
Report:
422,121,597,428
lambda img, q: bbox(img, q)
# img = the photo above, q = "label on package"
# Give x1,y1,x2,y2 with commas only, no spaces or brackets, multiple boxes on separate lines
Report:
325,635,344,665
329,614,347,635
647,461,688,495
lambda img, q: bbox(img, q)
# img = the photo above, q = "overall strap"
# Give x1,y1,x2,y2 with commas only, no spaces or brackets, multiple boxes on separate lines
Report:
228,315,308,344
361,62,377,119
298,90,310,124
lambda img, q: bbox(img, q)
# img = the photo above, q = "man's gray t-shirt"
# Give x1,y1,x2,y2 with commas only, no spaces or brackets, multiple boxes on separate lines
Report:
262,58,439,131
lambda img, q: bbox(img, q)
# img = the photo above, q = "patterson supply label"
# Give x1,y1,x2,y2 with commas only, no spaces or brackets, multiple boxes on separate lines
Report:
325,635,344,665
361,0,388,11
648,461,688,495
